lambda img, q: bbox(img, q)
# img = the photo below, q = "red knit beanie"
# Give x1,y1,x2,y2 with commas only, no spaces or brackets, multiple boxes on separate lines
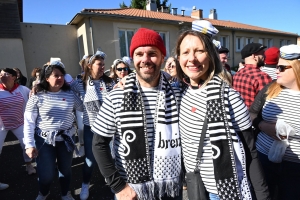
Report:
264,47,280,65
130,28,166,58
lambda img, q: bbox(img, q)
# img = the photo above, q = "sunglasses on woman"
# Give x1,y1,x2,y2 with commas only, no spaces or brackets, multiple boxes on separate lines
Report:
276,65,292,72
116,67,129,72
0,72,12,77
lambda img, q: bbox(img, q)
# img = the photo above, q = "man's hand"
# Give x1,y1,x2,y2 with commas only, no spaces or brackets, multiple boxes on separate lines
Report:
115,184,137,200
26,147,38,158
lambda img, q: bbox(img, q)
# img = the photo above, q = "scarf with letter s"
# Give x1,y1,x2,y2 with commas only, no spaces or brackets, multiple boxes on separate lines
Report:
205,76,252,200
119,72,181,200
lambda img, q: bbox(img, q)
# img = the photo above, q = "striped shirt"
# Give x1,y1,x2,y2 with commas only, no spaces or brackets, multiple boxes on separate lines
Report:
180,86,252,194
71,79,115,126
0,85,29,130
23,90,83,148
260,65,277,80
91,86,181,179
256,89,300,163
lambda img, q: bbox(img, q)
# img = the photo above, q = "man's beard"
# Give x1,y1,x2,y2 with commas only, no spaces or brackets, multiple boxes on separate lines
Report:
135,62,161,84
257,58,265,67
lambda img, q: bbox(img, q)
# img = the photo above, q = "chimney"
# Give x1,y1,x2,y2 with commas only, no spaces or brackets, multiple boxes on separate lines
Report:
181,9,185,16
146,0,157,11
171,8,178,15
209,9,217,19
160,6,169,13
191,9,203,19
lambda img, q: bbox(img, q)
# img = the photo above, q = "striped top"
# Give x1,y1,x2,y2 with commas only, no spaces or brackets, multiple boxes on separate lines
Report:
0,85,29,130
256,89,300,163
260,66,277,80
91,86,181,179
180,86,252,194
71,78,115,126
23,90,83,148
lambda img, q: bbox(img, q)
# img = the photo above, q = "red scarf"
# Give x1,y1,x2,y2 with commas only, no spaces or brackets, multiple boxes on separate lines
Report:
0,83,19,93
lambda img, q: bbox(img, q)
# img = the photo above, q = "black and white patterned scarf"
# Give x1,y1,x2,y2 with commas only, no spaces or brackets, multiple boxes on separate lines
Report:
205,76,252,200
83,76,111,112
120,72,181,200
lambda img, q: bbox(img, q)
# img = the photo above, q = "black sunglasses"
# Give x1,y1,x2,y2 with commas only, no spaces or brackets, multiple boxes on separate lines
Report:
276,65,293,72
116,67,129,72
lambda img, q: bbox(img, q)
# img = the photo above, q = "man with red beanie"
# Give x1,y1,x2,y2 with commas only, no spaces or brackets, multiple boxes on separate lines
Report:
92,28,182,200
261,47,279,80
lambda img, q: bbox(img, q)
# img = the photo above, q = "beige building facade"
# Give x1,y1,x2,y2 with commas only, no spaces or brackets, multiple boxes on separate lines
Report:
0,0,298,78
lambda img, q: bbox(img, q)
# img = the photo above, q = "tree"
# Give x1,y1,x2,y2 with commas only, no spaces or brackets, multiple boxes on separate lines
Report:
119,1,128,8
119,0,171,10
130,0,146,9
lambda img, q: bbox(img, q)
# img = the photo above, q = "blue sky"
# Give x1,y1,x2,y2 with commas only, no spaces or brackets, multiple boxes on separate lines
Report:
24,0,300,35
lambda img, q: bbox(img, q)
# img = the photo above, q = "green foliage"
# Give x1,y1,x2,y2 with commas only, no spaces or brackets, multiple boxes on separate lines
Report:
119,1,128,8
118,0,171,10
130,0,146,9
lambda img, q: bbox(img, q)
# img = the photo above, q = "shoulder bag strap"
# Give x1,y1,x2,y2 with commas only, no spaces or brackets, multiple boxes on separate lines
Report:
195,116,207,172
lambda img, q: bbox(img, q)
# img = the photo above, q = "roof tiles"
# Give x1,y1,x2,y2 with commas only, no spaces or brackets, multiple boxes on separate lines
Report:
81,8,296,36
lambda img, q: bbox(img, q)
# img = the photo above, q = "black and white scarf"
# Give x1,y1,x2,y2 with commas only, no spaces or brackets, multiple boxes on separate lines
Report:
120,72,181,200
83,76,111,112
205,76,252,199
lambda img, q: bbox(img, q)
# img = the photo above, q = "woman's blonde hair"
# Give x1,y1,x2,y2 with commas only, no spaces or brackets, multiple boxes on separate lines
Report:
266,59,300,100
175,30,231,87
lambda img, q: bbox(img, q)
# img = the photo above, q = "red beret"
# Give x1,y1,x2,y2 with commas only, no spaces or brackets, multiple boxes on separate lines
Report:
265,47,280,65
129,28,166,58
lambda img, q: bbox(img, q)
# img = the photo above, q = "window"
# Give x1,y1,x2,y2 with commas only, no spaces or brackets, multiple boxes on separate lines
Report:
267,39,273,48
78,35,85,59
245,37,253,45
119,29,135,57
287,40,291,45
236,37,244,51
219,36,230,57
280,40,287,47
258,38,264,45
220,36,229,48
157,31,170,58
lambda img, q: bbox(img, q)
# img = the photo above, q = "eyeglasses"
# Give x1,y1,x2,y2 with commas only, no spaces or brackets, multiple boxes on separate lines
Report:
276,65,293,72
0,72,12,77
116,67,129,72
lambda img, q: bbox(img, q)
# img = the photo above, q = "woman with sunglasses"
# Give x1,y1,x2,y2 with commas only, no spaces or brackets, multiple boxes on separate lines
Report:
70,50,115,200
109,57,133,83
250,44,300,199
164,56,179,83
0,68,36,190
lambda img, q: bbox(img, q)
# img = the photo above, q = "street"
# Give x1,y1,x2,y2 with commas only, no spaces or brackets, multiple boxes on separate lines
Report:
0,132,188,200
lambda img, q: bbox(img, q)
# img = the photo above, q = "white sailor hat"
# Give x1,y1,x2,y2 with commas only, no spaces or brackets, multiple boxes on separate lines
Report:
192,20,219,37
89,49,107,64
280,44,300,60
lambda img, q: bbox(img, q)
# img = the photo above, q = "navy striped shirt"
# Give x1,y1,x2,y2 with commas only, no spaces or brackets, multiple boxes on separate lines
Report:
256,89,300,163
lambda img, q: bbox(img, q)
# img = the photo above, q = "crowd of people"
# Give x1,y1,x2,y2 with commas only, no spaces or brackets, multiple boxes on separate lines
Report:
1,19,300,200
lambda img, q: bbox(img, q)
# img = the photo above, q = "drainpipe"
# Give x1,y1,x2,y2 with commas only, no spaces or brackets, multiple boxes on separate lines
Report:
77,36,81,60
89,17,95,54
232,30,235,68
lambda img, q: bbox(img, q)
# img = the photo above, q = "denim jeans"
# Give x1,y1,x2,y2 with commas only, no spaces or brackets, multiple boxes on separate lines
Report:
258,151,300,199
35,134,73,196
82,125,96,184
209,193,220,200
